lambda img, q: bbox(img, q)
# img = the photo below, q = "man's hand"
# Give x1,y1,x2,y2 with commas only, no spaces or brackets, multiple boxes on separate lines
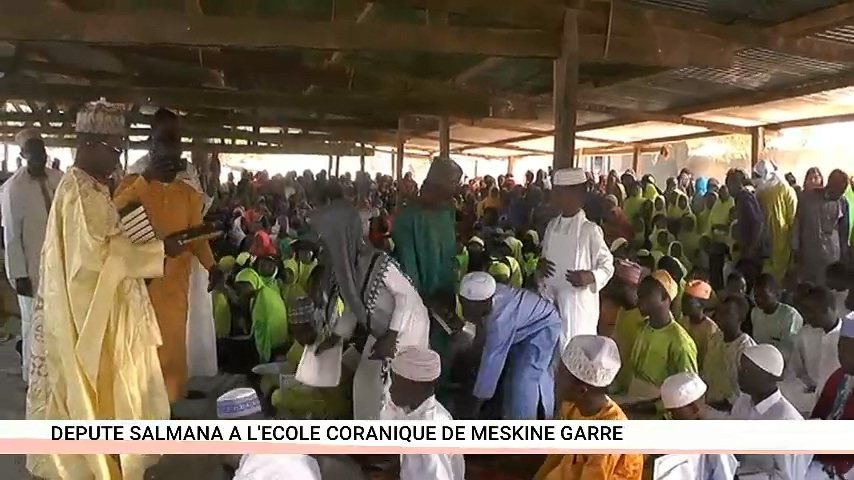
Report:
565,270,595,287
369,329,399,360
536,258,556,280
163,235,183,258
14,278,33,298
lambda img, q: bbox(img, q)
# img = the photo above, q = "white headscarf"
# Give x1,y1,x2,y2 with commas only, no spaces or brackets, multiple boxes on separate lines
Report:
753,160,785,192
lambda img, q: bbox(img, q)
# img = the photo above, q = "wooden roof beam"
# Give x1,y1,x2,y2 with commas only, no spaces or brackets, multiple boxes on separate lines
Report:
761,112,854,130
0,133,372,155
577,102,752,134
0,80,529,119
0,10,559,58
0,9,736,67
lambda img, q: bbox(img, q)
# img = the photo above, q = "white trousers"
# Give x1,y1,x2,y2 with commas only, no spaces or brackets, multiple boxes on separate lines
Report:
18,295,33,383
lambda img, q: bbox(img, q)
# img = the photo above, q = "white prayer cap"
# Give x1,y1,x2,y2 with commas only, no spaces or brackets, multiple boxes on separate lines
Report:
14,128,42,149
553,168,587,187
459,272,496,301
560,335,620,387
217,388,262,419
391,346,441,382
743,344,785,377
76,99,126,135
660,372,707,409
841,316,854,339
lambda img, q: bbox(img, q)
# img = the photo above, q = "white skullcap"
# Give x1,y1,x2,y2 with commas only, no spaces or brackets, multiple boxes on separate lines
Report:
553,168,587,186
391,346,441,382
76,99,126,135
561,335,620,387
14,129,42,149
459,271,496,301
841,316,854,339
660,372,707,409
216,388,262,419
743,344,785,377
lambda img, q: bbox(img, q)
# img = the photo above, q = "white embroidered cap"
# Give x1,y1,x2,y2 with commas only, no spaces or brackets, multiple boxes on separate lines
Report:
76,99,126,135
216,388,262,419
391,346,441,382
459,272,496,301
743,344,785,377
660,372,707,409
561,335,620,388
552,168,587,187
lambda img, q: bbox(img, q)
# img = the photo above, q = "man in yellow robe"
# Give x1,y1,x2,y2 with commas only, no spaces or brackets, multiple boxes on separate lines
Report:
26,101,172,480
535,335,643,480
113,109,215,402
754,160,797,283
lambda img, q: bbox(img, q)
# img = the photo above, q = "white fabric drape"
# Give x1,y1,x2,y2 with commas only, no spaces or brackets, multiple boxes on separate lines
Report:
186,259,218,377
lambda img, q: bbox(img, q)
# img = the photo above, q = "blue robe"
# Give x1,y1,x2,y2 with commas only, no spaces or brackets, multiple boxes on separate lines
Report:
473,284,561,419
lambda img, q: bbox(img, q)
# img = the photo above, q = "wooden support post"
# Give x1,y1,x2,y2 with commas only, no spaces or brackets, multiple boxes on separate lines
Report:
359,142,366,172
396,119,405,181
123,146,129,170
2,141,7,172
439,116,450,159
328,154,333,172
750,127,765,169
506,156,516,175
553,9,579,169
335,155,341,177
632,145,641,174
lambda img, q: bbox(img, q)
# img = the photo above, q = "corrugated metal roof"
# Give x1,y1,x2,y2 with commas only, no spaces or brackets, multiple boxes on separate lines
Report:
628,0,842,24
814,25,854,45
578,47,854,120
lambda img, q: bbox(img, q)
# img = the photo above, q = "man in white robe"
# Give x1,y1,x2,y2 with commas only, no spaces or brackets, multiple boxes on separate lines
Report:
0,129,62,382
705,344,812,480
128,108,218,378
381,346,465,480
539,168,614,349
782,285,841,414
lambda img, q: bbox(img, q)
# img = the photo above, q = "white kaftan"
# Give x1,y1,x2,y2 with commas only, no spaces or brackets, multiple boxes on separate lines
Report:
539,211,614,349
781,321,840,414
707,390,812,480
352,263,430,420
0,166,61,381
381,396,465,480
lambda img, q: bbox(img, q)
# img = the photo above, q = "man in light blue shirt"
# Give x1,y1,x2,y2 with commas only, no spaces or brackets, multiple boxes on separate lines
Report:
751,274,803,360
458,272,561,419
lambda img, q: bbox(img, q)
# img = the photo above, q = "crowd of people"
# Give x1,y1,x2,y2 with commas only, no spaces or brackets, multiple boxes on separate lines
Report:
0,98,853,480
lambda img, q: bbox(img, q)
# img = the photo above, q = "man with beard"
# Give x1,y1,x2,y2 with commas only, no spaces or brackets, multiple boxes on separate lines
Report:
114,108,217,402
